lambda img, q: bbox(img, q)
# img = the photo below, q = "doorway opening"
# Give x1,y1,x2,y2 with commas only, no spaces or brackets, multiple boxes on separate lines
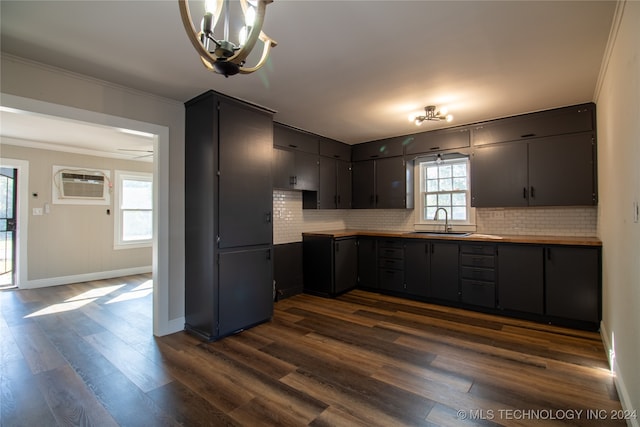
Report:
0,167,17,289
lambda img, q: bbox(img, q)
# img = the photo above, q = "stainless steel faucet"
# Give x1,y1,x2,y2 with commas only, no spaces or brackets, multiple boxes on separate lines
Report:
434,207,450,233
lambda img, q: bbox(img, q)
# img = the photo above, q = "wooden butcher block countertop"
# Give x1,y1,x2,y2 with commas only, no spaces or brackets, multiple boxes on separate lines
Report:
301,229,602,246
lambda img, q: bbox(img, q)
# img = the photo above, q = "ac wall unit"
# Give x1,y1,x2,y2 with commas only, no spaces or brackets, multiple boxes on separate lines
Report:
60,172,105,199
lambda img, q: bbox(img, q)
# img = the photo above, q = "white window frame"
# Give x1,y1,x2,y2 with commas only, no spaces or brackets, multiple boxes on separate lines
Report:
114,170,152,249
414,155,476,232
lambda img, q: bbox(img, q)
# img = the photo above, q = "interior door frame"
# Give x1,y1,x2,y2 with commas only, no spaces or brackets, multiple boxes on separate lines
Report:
0,93,174,336
0,159,28,289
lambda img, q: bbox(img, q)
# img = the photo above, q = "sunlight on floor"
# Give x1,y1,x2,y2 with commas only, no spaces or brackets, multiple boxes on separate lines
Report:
24,280,152,318
106,280,152,304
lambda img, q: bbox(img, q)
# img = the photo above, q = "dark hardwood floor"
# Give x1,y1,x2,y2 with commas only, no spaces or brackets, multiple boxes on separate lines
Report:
1,274,625,426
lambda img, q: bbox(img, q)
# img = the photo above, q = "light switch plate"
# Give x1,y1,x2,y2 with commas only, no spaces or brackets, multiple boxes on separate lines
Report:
33,208,43,216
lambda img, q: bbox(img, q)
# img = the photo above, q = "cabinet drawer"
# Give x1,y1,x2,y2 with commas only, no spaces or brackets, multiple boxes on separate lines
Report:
378,247,404,259
378,240,404,249
378,258,404,270
378,268,405,292
461,267,495,282
461,254,495,268
461,280,496,308
460,244,495,255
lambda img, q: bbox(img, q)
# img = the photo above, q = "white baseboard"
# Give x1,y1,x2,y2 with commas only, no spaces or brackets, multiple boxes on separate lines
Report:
19,266,152,289
155,316,185,337
600,321,639,427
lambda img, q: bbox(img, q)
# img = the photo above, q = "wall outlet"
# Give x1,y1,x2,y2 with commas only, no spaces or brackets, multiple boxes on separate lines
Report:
33,207,43,216
634,201,639,223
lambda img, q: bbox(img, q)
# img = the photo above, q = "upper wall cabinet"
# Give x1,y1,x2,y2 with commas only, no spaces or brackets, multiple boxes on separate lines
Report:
471,103,595,146
273,123,319,192
471,132,596,207
352,136,404,162
404,127,470,157
319,137,351,161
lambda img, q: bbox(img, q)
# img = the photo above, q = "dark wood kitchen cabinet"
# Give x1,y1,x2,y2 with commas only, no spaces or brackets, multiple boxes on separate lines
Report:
497,245,544,315
319,137,352,209
378,239,405,293
319,156,352,209
303,235,357,297
471,103,594,146
351,157,413,209
274,242,303,300
460,243,496,308
185,90,274,341
404,127,470,156
404,240,430,298
429,242,460,302
357,237,378,289
273,123,319,193
471,132,596,207
545,246,600,324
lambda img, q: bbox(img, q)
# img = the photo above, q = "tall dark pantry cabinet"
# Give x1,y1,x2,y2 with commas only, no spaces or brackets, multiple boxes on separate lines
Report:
184,90,274,341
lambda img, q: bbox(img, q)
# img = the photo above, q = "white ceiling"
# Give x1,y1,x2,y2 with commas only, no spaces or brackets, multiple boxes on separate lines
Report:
0,0,617,153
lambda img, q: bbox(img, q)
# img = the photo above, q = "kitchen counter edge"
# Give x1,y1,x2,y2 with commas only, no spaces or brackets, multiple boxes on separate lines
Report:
301,230,602,246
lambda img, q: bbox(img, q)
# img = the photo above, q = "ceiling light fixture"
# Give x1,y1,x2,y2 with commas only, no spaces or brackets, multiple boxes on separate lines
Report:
409,106,453,126
178,0,277,77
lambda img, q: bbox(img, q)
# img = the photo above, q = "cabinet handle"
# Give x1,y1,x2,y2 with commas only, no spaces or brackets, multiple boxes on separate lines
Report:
265,212,272,223
370,155,379,158
547,247,551,261
333,154,340,158
288,144,298,148
523,187,528,199
337,195,341,205
430,146,440,150
375,195,379,204
335,242,340,252
266,249,271,260
521,133,536,138
530,186,535,198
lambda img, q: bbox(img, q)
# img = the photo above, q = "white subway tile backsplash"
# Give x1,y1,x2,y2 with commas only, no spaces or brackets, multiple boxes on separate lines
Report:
273,190,597,244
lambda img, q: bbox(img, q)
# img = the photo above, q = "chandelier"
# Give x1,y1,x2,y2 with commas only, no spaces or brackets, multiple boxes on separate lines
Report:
409,106,453,126
178,0,277,77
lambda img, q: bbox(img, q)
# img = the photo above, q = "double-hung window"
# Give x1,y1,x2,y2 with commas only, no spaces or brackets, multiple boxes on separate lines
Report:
415,156,475,230
114,170,152,249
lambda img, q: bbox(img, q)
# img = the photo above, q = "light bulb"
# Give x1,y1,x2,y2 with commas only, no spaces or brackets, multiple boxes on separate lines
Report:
408,113,416,122
239,26,248,46
205,0,217,14
445,114,453,122
439,107,448,115
245,5,256,26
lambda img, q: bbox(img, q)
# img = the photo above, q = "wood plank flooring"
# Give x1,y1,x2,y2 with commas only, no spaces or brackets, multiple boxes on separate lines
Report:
0,274,626,426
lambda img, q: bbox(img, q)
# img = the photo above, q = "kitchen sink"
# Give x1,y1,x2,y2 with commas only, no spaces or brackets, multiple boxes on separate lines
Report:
412,231,472,237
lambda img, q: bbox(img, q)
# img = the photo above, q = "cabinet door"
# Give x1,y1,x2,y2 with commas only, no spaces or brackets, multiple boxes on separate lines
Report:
320,138,351,160
336,160,352,209
294,151,319,191
405,128,470,156
545,247,600,323
219,248,273,337
334,238,358,294
318,157,337,209
497,245,544,314
352,160,376,209
429,242,459,302
472,103,594,146
404,240,429,298
528,133,595,206
352,137,404,161
471,143,528,207
376,157,406,209
219,101,273,248
273,148,295,189
274,243,303,299
274,123,319,154
357,238,378,289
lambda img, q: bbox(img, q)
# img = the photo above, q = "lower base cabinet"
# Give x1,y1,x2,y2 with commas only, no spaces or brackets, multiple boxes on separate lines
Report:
429,242,460,302
498,245,544,314
303,236,357,297
274,243,303,299
404,240,430,298
545,246,600,324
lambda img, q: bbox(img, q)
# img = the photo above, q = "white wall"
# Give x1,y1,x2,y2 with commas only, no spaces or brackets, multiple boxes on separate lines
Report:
595,1,640,421
0,54,185,335
0,142,152,283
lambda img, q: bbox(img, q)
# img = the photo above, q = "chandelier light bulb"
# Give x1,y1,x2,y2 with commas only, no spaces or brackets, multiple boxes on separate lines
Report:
245,5,256,26
445,114,453,122
204,0,216,14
